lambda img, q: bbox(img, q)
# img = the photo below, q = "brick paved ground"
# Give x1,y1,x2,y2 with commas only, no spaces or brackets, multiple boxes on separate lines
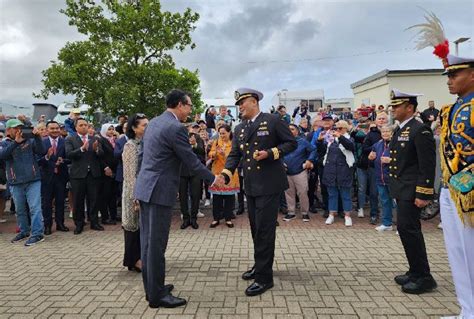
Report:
0,206,459,318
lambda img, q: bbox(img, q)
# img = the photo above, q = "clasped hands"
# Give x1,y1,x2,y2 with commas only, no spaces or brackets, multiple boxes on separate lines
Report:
213,174,226,188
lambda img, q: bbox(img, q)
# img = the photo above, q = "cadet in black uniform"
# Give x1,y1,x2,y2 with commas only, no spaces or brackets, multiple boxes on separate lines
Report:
221,88,297,297
388,89,437,294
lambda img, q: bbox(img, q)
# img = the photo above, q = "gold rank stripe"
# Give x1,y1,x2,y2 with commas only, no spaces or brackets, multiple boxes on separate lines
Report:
446,64,470,71
271,147,280,160
221,169,233,179
390,99,409,106
416,186,434,195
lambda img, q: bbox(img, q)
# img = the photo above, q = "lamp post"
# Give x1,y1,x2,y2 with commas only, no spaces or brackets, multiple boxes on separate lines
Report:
453,37,470,55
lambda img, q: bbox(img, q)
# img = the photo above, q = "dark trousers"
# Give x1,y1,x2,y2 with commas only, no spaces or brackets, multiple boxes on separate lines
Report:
237,174,246,212
140,202,172,302
317,164,328,211
247,193,280,284
212,194,235,221
123,229,141,268
179,175,201,221
70,173,100,227
41,175,67,227
100,176,118,222
397,199,431,278
308,167,318,207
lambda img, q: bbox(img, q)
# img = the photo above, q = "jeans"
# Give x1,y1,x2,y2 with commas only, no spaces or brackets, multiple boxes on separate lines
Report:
377,185,393,226
327,186,352,212
10,180,44,237
357,168,379,216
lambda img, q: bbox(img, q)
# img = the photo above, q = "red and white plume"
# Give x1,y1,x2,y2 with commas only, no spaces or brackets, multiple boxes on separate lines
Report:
407,10,449,67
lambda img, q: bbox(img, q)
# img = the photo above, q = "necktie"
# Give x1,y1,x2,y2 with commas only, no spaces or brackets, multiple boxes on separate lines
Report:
52,139,57,155
82,135,87,149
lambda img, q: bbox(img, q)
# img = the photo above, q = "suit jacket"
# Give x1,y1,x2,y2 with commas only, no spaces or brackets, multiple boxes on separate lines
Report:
114,135,128,182
134,111,215,206
222,112,297,196
388,118,435,201
99,136,118,175
65,134,104,179
38,137,69,183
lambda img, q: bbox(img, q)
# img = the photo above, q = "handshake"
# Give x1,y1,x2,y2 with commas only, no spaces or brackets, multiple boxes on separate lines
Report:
213,174,227,187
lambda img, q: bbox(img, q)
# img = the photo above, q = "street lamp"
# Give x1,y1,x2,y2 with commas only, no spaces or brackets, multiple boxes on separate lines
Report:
453,37,470,55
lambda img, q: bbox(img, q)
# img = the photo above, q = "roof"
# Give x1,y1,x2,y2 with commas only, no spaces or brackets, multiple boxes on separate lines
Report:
32,103,57,109
350,69,445,89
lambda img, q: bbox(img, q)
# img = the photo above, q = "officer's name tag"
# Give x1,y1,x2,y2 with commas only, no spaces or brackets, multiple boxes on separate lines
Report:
257,131,269,136
398,136,409,142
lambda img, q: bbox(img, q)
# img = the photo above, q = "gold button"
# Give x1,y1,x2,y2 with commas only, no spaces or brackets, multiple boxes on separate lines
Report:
254,142,258,145
394,174,397,178
246,143,249,146
390,174,393,177
247,159,250,162
393,158,396,162
247,167,251,170
394,166,398,170
246,151,250,154
257,166,261,170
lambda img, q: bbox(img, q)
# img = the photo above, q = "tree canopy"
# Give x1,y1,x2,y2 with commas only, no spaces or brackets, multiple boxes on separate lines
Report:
36,0,202,117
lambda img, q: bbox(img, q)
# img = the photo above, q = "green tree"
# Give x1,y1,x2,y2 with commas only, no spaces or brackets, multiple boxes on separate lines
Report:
35,0,202,117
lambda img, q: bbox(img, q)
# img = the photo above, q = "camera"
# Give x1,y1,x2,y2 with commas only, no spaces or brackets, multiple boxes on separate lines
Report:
21,127,35,139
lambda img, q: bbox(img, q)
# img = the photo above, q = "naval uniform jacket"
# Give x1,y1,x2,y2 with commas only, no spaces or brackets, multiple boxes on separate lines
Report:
222,113,297,197
388,118,435,201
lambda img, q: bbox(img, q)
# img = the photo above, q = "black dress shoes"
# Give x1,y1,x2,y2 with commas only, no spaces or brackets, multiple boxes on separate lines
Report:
402,276,437,294
236,208,244,215
145,284,175,302
57,224,69,232
242,267,256,280
44,226,52,236
190,220,199,229
245,281,274,297
91,224,104,231
149,294,187,308
74,226,83,235
180,220,191,229
394,273,412,286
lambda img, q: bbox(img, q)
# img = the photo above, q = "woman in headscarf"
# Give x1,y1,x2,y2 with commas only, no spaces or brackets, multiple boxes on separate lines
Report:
98,123,119,225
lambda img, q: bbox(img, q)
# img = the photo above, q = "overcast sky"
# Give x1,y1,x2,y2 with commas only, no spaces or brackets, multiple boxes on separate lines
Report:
0,0,472,110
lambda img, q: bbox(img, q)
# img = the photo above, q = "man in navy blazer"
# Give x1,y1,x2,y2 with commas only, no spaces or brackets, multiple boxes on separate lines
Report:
38,121,70,235
135,89,223,309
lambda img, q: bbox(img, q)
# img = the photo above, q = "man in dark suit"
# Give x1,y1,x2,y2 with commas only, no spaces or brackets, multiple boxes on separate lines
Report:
38,121,70,235
221,88,297,296
388,89,437,294
65,118,105,234
134,89,222,309
114,133,128,212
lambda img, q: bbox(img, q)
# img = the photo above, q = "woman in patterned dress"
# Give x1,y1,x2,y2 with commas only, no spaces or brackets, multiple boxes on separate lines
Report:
122,114,148,272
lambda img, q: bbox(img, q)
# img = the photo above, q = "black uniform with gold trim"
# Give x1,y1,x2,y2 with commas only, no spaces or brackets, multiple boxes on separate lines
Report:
222,90,297,287
388,89,437,292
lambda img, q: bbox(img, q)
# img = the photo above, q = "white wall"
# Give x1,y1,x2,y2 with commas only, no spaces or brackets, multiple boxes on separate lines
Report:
352,76,390,108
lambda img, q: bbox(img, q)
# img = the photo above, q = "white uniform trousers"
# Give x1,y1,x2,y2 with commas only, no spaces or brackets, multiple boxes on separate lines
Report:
440,188,474,318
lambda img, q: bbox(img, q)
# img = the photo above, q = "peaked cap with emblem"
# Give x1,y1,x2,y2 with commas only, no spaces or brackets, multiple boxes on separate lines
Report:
442,54,474,75
234,88,264,105
389,89,423,107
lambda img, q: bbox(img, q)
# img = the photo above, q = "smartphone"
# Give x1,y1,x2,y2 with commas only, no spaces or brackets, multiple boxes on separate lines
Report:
21,127,35,139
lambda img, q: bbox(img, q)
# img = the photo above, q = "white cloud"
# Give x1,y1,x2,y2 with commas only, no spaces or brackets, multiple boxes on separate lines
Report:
0,24,34,61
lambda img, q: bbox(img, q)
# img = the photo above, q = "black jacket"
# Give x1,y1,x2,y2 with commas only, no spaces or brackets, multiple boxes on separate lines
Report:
223,112,297,196
388,119,435,201
361,128,381,168
65,134,104,179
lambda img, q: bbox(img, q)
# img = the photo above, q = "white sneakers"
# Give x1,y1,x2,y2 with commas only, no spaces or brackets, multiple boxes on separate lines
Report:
345,217,353,227
357,208,364,218
197,210,205,218
325,215,335,225
437,222,443,229
325,214,352,227
204,199,211,207
375,225,393,232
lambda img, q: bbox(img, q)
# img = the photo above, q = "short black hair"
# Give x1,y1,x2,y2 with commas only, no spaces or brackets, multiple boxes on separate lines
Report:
166,89,189,109
74,117,88,127
288,124,299,131
126,113,148,139
46,120,59,127
277,105,286,111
